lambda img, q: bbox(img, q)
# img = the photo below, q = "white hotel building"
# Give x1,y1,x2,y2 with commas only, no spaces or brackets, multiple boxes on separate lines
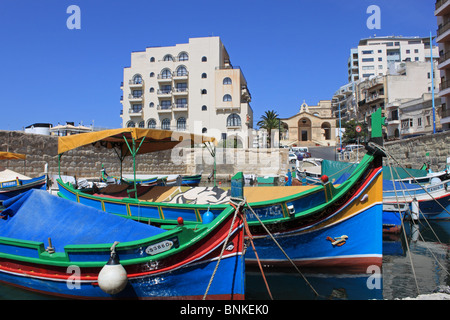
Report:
120,36,253,147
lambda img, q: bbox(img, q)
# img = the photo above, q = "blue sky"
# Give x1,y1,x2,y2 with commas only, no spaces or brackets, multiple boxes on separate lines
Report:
0,0,438,130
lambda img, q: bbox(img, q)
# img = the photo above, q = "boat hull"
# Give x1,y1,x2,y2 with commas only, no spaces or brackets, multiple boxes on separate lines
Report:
0,190,245,299
0,251,244,300
0,175,46,203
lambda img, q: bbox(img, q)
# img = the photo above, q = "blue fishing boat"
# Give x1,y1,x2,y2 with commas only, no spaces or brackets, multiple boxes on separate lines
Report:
55,110,387,273
383,179,450,220
0,152,46,204
0,189,245,299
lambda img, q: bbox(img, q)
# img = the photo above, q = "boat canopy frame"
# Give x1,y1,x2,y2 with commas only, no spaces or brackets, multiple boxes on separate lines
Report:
57,128,217,198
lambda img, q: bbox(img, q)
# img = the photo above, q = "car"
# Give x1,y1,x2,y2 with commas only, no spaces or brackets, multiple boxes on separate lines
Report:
344,144,365,153
289,152,297,163
295,151,312,159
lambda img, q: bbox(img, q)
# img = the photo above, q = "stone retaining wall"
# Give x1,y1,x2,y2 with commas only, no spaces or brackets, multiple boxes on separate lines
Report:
0,130,288,181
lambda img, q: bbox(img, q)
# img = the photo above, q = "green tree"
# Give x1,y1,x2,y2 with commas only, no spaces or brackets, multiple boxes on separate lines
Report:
342,119,368,144
257,110,280,147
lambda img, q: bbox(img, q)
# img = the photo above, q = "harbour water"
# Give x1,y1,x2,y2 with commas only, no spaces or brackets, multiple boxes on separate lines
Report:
247,220,450,300
0,220,447,300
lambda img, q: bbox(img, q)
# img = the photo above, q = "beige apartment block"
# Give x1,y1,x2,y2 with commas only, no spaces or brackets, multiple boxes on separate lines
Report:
120,37,253,147
355,61,441,139
436,0,450,131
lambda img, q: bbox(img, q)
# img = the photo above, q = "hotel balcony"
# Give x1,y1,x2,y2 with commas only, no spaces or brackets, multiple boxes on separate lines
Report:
366,92,385,103
129,79,144,88
441,107,450,125
439,79,450,97
128,108,143,117
157,105,172,113
241,86,251,102
436,0,450,16
157,89,172,98
386,117,400,126
173,88,188,96
437,20,450,43
173,103,188,112
438,50,450,69
173,71,189,81
128,94,143,102
157,74,172,83
216,105,241,112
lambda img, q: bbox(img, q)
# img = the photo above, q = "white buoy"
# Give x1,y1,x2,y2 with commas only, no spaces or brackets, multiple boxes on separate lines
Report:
411,198,419,221
98,242,128,295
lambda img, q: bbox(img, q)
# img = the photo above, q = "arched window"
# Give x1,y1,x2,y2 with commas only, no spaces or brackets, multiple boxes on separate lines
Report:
201,89,207,94
227,114,241,127
176,66,188,76
163,54,173,61
223,94,232,102
202,105,207,111
132,74,142,84
149,87,154,93
160,68,172,79
127,121,135,128
161,118,171,130
149,102,154,108
223,77,232,85
202,56,207,62
138,121,145,128
202,127,207,133
178,52,189,61
150,72,155,77
147,119,156,128
177,117,186,131
201,73,207,78
150,57,155,62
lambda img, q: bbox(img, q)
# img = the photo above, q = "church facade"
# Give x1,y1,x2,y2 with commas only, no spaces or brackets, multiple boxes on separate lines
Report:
280,101,337,146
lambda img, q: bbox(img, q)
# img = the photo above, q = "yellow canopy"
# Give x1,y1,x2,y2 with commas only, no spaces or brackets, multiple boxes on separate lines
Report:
57,128,216,155
0,152,26,160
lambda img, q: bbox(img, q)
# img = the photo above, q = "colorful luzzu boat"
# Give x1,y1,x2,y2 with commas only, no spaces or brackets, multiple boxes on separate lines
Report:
0,189,245,299
0,152,47,204
56,110,387,272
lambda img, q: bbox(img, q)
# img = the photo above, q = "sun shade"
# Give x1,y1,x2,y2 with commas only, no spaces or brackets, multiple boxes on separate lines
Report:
0,152,26,160
57,128,216,155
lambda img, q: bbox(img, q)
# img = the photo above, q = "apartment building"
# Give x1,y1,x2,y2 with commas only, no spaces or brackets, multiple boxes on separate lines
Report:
355,61,441,139
348,36,439,82
435,0,450,131
120,37,253,147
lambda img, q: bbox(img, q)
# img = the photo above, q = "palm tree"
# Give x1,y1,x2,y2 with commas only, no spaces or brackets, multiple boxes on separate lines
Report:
257,110,280,147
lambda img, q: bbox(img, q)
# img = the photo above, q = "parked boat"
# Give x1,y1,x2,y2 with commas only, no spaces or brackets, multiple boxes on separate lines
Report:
55,110,387,272
383,179,450,220
0,152,46,204
0,189,245,299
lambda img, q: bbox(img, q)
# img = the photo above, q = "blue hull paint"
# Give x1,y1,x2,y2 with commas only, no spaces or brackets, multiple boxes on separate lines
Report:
245,204,382,270
0,176,46,203
0,254,245,299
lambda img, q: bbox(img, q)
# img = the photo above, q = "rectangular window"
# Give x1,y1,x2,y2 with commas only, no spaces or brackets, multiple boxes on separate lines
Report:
362,50,374,54
362,58,374,62
417,117,422,127
362,66,375,70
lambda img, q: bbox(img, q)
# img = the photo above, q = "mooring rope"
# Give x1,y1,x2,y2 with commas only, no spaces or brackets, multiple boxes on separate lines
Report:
244,200,319,297
202,200,241,300
386,157,420,295
373,142,450,294
237,202,273,300
369,142,450,216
